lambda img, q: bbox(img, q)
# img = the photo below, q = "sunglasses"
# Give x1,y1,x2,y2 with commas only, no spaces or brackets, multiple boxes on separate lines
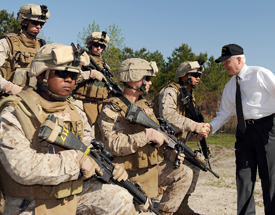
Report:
30,20,45,27
144,76,151,82
92,42,106,49
190,73,202,78
54,70,77,80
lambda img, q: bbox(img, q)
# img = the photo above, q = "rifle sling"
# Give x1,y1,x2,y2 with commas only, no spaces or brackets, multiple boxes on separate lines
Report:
180,84,209,159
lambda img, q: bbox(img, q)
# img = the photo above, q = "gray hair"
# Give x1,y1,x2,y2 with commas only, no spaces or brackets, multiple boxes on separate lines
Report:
231,54,246,63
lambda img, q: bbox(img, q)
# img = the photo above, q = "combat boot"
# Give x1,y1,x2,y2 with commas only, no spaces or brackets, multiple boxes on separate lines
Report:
173,194,200,215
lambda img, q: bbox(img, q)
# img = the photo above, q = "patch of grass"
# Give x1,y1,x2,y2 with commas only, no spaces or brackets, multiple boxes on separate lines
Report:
187,133,236,150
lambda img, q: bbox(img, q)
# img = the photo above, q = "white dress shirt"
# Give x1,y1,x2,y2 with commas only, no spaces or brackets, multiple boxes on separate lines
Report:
210,64,275,134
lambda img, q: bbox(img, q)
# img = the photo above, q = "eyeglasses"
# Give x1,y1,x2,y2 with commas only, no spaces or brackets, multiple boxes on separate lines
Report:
144,76,151,82
190,73,202,78
92,42,106,49
30,20,45,27
54,70,77,80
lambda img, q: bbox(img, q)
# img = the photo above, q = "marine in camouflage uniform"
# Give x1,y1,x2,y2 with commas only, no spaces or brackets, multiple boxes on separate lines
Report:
0,4,50,96
0,43,144,215
154,61,209,215
73,32,110,130
95,58,202,215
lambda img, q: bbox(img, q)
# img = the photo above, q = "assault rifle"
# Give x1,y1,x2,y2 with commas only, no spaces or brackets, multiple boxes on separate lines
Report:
123,100,219,179
38,114,160,215
83,55,123,94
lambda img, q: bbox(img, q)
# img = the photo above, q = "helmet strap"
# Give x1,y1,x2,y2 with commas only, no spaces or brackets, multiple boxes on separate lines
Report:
38,70,68,101
22,20,38,38
181,74,197,89
123,78,148,95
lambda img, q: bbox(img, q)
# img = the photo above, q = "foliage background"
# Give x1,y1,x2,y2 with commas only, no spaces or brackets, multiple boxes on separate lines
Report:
0,9,236,133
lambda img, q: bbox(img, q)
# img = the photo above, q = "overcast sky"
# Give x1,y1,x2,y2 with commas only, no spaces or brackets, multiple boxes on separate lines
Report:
2,0,275,73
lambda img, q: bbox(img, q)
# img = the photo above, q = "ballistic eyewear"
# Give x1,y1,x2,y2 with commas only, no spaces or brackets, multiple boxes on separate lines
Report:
190,73,201,78
30,20,45,27
92,42,106,49
54,70,77,80
144,76,151,82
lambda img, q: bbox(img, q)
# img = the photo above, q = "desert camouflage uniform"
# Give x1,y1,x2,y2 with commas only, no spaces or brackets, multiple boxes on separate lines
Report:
0,88,140,215
0,39,12,92
157,85,200,194
96,98,193,213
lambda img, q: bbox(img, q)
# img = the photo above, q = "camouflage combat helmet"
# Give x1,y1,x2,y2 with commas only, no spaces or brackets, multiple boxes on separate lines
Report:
117,58,158,95
176,61,204,78
86,31,110,46
17,4,50,23
17,4,50,37
29,43,89,100
176,60,205,89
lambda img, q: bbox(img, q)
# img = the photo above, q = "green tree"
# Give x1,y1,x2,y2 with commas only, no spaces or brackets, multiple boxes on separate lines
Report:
198,56,231,115
0,9,21,37
153,43,207,92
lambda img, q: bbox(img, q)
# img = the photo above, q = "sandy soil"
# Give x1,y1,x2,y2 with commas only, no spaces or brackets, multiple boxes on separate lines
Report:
188,144,264,215
0,145,265,215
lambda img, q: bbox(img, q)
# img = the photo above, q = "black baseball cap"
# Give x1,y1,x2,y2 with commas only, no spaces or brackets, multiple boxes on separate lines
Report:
215,44,244,63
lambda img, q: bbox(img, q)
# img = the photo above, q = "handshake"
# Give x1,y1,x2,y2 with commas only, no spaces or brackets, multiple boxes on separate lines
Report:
144,122,211,148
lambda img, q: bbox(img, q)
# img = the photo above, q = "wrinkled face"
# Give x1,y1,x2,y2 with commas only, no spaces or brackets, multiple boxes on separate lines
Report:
222,57,242,75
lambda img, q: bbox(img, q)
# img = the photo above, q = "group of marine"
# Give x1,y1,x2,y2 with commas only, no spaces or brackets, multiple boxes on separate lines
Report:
0,3,234,215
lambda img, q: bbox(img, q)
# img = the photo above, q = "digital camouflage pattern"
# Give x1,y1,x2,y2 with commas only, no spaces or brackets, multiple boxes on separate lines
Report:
96,102,193,213
0,94,142,214
157,86,201,194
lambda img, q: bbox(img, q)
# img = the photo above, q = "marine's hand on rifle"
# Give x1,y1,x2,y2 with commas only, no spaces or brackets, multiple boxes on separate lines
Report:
145,128,169,147
138,197,152,212
112,164,128,182
89,69,107,82
165,149,185,164
77,151,103,179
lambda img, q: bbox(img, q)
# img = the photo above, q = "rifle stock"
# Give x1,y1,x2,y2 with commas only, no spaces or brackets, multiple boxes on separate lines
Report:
38,114,160,215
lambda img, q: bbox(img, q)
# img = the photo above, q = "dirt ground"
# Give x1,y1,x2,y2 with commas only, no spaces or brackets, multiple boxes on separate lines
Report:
188,144,265,215
0,145,265,215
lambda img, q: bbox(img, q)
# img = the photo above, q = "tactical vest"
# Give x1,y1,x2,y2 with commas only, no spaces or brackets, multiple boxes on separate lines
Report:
153,81,195,140
0,33,42,90
96,95,165,197
0,87,84,201
153,81,189,118
97,96,165,171
73,54,108,100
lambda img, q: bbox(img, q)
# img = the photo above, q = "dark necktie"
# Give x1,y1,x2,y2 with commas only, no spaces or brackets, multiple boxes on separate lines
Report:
236,76,246,133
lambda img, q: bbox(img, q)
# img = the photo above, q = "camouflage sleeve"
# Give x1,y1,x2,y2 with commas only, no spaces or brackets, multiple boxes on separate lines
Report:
0,106,80,186
158,87,196,133
0,38,10,91
96,104,147,156
0,38,9,67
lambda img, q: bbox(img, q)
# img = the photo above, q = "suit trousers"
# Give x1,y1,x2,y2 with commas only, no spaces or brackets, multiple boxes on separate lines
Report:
235,114,275,215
